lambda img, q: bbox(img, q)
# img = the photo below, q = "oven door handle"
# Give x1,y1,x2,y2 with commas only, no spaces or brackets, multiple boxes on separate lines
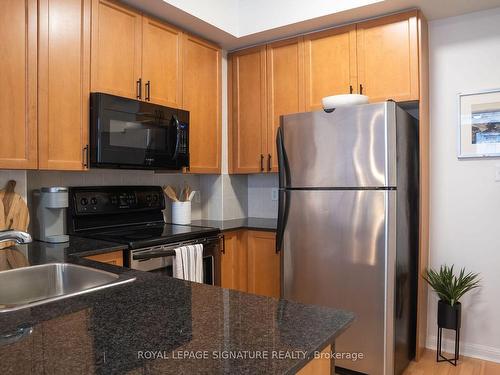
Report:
133,249,176,261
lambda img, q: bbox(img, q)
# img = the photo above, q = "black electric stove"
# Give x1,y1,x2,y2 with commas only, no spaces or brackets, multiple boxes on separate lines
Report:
87,222,220,249
67,186,220,249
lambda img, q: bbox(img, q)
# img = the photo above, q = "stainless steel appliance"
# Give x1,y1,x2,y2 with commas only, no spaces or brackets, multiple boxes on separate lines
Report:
32,187,69,243
90,93,189,170
277,101,419,375
67,186,220,285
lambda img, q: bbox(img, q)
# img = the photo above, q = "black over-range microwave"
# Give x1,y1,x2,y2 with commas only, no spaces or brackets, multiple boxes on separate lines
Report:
90,93,189,170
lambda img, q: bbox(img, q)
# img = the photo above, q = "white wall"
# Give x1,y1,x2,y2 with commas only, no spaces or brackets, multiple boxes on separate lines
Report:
427,7,500,362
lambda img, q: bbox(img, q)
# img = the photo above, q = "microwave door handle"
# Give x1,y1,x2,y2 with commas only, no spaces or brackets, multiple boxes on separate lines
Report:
171,115,181,160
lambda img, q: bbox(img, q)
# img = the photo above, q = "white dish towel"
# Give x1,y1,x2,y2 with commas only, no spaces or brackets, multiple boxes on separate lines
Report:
173,244,203,283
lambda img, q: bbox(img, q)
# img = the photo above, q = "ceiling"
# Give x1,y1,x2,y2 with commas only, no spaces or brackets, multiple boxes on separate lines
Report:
123,0,500,50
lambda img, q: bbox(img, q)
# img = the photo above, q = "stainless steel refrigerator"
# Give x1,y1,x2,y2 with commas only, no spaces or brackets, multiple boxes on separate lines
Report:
277,101,419,375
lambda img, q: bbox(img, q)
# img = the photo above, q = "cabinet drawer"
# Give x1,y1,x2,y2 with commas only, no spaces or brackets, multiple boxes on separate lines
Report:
84,250,123,267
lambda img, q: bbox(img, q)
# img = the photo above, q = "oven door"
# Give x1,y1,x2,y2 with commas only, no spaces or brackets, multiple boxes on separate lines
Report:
129,236,221,286
90,93,189,170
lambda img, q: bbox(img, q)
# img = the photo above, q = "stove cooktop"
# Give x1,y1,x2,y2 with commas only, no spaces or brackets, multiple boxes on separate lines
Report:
84,222,220,249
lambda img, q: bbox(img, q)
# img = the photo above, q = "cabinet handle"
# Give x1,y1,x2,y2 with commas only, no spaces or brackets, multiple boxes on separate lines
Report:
267,154,271,171
260,154,264,172
136,78,142,99
359,84,363,95
220,235,225,254
349,85,353,94
82,145,89,168
145,80,151,101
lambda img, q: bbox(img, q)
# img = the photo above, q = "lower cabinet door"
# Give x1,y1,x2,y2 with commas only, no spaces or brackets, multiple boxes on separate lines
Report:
247,231,279,298
221,230,248,292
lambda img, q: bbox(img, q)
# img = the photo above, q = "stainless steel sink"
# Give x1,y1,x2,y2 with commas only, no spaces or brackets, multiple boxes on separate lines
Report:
0,263,135,312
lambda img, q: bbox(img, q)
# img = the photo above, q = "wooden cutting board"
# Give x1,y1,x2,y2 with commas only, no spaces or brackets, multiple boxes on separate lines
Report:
0,180,30,249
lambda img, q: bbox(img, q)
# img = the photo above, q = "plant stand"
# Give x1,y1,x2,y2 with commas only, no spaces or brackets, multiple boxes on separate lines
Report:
436,300,461,366
436,325,460,366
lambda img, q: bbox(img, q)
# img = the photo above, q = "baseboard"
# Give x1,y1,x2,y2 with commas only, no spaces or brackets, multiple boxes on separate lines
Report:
426,335,500,363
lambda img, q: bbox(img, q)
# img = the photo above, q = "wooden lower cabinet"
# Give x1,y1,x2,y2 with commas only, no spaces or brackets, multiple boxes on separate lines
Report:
221,230,248,292
222,230,279,298
84,250,123,266
297,345,332,375
247,230,280,298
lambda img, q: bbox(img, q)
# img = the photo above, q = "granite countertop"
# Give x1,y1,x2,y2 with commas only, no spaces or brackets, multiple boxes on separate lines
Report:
0,236,127,270
191,217,277,232
0,256,354,374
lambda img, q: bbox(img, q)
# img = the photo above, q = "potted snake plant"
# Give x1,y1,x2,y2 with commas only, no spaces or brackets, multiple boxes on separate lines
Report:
423,265,480,330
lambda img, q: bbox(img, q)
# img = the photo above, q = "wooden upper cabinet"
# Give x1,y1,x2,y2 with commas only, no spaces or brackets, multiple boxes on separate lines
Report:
91,0,142,99
0,0,37,169
229,46,267,174
142,17,182,107
304,25,357,110
38,0,90,170
267,38,305,172
247,231,280,298
356,10,419,102
182,34,221,173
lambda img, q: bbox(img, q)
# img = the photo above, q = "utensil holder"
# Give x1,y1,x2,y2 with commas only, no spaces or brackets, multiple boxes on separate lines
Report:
172,201,191,225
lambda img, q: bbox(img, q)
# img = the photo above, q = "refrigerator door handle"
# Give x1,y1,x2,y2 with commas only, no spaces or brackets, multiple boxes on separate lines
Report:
276,126,290,189
276,189,290,253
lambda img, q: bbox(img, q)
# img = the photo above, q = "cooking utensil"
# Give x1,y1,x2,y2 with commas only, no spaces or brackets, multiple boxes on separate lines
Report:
188,191,196,201
163,185,179,202
0,180,30,249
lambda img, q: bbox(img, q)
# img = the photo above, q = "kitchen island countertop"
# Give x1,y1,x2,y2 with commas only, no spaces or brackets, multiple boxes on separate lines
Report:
0,242,353,374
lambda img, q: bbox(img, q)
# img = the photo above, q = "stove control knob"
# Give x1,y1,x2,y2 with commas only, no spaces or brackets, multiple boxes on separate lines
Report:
90,197,98,205
80,197,88,206
152,194,158,202
146,195,152,202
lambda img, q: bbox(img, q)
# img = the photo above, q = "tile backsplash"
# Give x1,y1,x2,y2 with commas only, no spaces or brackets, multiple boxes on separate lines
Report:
248,174,278,218
26,169,203,221
1,169,278,225
0,170,28,200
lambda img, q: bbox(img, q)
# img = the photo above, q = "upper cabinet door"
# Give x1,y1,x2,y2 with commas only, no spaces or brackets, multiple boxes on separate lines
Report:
0,0,37,169
266,38,305,173
182,34,221,173
356,11,419,102
229,46,267,174
304,25,357,110
91,0,142,99
38,0,91,170
142,17,182,107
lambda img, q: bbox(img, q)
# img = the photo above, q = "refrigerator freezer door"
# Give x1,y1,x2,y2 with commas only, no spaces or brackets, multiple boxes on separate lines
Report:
279,102,396,188
282,189,395,375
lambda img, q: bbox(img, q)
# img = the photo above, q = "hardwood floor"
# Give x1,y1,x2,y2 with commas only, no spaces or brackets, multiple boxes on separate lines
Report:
404,350,500,375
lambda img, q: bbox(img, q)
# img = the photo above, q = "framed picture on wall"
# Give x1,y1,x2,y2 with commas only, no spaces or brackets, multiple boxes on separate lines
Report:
458,89,500,158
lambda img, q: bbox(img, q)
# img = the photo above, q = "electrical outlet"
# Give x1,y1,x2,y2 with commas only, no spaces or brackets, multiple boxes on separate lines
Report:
271,188,279,201
194,191,201,203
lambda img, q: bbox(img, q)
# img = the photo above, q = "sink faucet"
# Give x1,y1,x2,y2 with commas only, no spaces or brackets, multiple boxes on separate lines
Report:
0,230,32,245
